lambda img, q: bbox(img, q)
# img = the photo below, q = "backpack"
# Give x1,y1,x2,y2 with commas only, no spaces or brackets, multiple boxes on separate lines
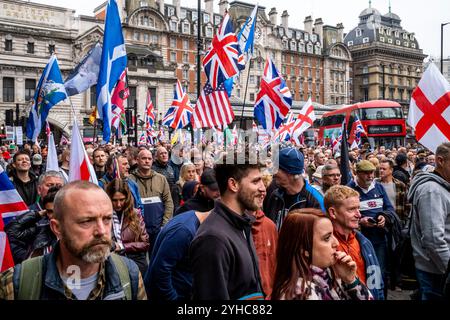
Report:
16,253,132,300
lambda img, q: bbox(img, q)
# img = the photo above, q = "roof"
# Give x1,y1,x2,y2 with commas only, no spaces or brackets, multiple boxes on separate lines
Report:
359,7,381,18
126,45,161,58
322,100,402,117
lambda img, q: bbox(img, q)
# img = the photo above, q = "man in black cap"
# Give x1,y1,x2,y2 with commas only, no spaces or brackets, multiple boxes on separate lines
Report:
174,169,220,215
264,147,325,229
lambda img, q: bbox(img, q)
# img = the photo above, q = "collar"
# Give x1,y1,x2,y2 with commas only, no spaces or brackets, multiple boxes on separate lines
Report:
214,201,255,231
355,179,376,194
333,229,356,244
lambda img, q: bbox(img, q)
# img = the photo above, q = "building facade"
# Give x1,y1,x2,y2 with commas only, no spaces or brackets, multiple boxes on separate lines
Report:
344,5,427,114
1,0,351,142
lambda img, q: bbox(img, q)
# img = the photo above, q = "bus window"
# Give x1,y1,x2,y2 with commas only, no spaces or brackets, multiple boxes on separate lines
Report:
320,114,345,126
361,107,403,120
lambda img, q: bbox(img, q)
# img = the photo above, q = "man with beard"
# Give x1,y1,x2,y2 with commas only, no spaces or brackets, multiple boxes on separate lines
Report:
189,152,266,300
0,181,147,300
93,147,109,180
348,160,396,293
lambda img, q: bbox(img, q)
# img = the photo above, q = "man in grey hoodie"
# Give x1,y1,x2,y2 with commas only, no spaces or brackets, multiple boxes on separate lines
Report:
408,142,450,300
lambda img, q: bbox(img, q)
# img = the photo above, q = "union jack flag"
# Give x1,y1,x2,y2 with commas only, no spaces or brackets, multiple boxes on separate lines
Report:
192,82,234,129
111,69,129,131
254,57,292,132
202,13,244,89
162,80,193,129
353,114,366,145
145,90,156,130
273,112,295,142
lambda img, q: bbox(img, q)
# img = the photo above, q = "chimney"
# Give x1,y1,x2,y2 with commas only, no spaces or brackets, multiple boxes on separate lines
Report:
281,10,289,29
269,7,277,25
219,0,229,16
173,0,181,18
304,16,313,34
156,0,164,15
314,18,323,45
205,0,214,19
337,23,344,42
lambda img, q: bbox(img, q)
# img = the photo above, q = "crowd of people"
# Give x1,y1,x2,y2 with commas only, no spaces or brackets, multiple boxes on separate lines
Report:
0,138,449,301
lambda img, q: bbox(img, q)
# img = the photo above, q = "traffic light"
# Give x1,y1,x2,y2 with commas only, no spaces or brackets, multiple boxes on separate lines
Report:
5,109,14,126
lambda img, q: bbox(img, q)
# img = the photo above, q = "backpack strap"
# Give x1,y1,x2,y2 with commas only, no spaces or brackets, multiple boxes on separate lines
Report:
110,253,132,300
17,256,44,300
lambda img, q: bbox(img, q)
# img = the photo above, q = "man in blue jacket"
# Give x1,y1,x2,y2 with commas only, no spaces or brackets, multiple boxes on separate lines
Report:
348,160,395,289
325,185,385,300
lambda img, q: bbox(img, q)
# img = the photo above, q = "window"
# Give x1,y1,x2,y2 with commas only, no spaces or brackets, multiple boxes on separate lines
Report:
404,42,409,47
129,87,137,106
307,43,313,54
299,42,305,52
183,40,189,50
347,41,353,46
395,30,399,38
290,41,296,51
282,41,288,50
27,42,34,54
282,65,286,74
170,21,177,31
180,9,187,19
5,39,12,51
206,27,213,38
281,55,286,63
90,86,97,108
143,34,149,42
183,53,188,63
410,34,415,41
182,23,190,34
363,37,369,44
168,7,175,17
411,43,416,48
315,45,321,55
214,16,221,25
356,28,362,37
249,75,255,84
134,32,140,41
396,40,401,45
25,79,36,102
140,1,147,7
249,93,255,101
403,33,408,40
203,13,210,23
363,77,369,85
386,29,392,36
379,27,384,35
3,77,14,102
388,38,393,44
311,34,317,42
182,69,188,79
308,57,312,67
48,44,55,54
290,55,295,64
362,66,368,74
170,51,176,62
170,38,176,48
380,36,385,42
304,33,309,41
192,11,198,21
360,107,403,120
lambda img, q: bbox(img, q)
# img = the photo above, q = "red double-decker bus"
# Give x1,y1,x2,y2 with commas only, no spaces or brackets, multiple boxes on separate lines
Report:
318,100,406,149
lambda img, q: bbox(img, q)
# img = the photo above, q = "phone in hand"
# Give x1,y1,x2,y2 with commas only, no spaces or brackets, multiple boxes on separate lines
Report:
367,217,378,225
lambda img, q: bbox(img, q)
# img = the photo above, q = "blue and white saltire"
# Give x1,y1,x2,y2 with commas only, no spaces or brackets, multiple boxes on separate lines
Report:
253,57,292,132
96,0,127,143
26,55,67,142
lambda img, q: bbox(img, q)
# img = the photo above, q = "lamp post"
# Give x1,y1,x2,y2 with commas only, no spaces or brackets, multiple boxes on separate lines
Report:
441,22,450,73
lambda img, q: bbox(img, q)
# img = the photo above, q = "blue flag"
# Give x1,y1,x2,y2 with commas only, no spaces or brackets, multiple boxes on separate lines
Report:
96,0,127,143
26,55,67,142
224,5,258,97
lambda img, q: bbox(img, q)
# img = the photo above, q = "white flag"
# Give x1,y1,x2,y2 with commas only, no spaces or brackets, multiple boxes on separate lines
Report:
46,133,59,172
69,120,98,184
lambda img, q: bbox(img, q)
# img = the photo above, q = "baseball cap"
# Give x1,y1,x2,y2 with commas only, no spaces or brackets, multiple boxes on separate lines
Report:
200,169,219,191
355,160,376,172
32,154,42,165
278,147,304,175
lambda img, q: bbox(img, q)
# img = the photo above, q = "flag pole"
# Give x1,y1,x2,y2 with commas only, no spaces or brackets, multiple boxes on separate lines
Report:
239,53,253,130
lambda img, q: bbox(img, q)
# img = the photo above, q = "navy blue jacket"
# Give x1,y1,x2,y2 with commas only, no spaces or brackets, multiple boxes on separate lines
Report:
145,210,199,300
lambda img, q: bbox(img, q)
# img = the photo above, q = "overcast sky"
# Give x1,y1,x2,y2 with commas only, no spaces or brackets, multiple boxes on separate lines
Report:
32,0,450,59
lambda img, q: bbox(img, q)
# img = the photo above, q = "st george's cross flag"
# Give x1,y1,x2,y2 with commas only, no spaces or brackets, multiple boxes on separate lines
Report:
291,98,316,145
408,63,450,153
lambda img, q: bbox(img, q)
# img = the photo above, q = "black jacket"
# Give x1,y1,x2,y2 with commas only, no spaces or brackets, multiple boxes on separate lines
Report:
9,170,39,206
174,191,215,216
393,166,410,186
189,201,263,300
152,160,176,188
264,182,324,229
5,211,55,264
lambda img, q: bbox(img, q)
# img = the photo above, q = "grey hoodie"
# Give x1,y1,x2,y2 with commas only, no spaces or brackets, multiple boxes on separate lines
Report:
408,171,450,274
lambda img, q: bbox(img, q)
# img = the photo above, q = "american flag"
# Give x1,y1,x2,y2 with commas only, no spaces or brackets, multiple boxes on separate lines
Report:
254,57,292,132
202,13,245,89
111,69,129,131
192,82,234,129
162,80,193,129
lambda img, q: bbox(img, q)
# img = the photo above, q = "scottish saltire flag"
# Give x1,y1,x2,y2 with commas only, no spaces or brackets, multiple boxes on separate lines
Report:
96,0,127,143
203,13,244,89
0,166,28,271
64,43,102,96
162,80,193,129
224,5,258,96
254,57,292,132
26,55,67,142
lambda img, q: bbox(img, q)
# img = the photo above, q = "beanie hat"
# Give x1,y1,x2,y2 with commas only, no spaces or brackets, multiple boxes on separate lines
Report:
278,147,304,175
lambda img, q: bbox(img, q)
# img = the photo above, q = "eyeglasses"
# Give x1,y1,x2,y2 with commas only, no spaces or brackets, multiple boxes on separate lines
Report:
323,173,341,178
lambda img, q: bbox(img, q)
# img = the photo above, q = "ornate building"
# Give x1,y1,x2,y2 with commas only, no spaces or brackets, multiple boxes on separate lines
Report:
344,4,427,113
0,0,350,141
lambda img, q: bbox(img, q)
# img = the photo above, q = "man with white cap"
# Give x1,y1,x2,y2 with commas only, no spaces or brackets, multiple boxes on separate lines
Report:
264,147,325,230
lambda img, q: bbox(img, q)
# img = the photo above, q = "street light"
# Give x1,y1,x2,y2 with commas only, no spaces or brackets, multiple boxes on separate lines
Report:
441,22,450,73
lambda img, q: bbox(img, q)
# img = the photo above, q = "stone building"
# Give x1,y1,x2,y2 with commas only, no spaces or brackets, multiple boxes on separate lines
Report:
344,4,427,113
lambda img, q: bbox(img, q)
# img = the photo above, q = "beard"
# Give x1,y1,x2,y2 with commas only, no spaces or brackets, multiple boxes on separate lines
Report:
61,228,112,264
237,189,261,212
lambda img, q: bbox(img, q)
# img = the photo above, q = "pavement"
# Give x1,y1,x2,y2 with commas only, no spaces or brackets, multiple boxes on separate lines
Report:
387,288,414,300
